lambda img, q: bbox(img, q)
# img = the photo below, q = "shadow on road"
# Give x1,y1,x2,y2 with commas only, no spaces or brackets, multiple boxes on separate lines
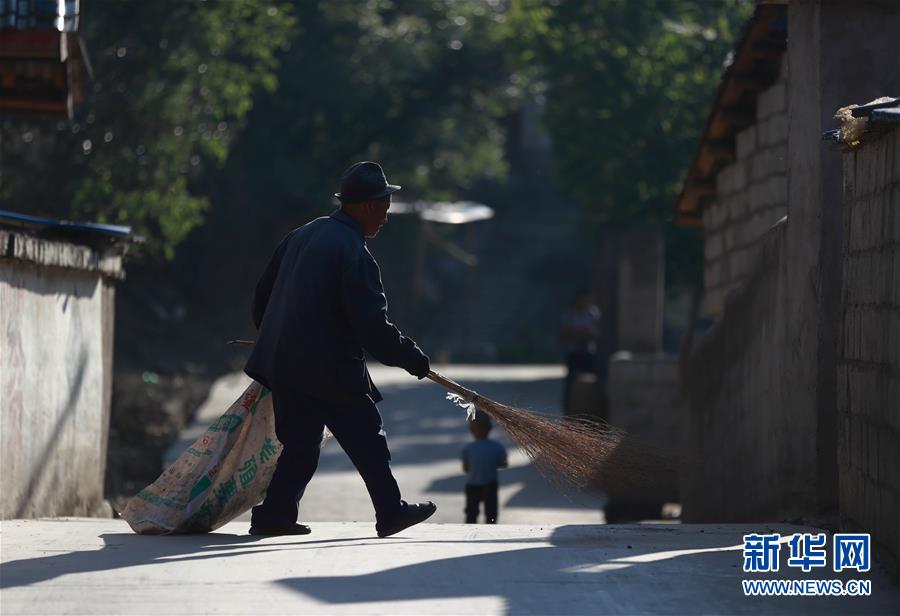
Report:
4,525,897,614
0,530,543,590
275,525,744,613
274,525,898,615
0,532,332,590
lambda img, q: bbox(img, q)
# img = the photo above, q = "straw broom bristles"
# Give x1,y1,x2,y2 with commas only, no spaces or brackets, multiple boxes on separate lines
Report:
428,370,677,497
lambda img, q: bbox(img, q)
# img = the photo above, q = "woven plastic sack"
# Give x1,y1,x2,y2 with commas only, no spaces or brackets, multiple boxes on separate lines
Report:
122,381,285,534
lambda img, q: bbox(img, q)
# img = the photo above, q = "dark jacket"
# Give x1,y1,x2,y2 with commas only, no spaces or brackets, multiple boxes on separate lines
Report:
244,210,428,402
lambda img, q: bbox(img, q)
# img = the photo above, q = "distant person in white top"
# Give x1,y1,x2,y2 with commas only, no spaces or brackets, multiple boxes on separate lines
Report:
560,289,601,413
461,411,508,524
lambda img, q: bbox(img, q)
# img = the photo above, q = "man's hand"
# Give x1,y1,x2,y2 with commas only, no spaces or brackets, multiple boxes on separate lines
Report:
410,352,430,379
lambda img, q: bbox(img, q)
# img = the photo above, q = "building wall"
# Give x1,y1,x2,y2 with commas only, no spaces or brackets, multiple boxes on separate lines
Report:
681,218,818,520
838,126,900,581
702,59,789,317
608,352,679,458
683,0,900,538
1,238,117,518
616,228,664,353
683,55,815,522
605,352,680,514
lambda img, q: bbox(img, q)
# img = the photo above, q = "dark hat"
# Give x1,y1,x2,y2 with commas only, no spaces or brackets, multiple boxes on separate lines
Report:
334,161,401,203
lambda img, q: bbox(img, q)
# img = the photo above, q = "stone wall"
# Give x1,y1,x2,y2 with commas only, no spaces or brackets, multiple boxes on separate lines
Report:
702,59,789,317
0,231,119,518
837,126,900,580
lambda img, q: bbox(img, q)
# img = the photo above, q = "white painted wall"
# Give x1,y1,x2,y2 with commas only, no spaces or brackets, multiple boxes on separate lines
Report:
1,261,109,518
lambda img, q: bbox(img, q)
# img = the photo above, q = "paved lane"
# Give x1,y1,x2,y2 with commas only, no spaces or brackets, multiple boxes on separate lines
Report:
3,519,898,615
166,365,606,528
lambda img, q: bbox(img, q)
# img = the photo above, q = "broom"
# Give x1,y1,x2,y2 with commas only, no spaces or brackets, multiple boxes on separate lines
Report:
426,370,677,497
227,340,675,497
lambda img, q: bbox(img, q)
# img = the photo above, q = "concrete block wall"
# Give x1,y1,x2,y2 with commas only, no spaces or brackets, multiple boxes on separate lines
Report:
607,352,680,505
682,1,900,579
617,228,664,353
608,352,679,450
838,126,900,581
702,60,789,317
682,218,818,521
1,232,119,519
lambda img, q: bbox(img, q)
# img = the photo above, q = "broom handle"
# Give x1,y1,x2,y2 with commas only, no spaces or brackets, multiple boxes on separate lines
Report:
426,370,479,403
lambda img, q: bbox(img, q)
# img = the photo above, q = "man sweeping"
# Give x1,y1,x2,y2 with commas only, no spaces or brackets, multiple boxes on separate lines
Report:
244,161,437,537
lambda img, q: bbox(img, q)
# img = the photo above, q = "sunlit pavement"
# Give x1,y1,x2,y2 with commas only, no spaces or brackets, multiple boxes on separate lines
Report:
166,364,607,527
4,367,900,614
2,519,899,615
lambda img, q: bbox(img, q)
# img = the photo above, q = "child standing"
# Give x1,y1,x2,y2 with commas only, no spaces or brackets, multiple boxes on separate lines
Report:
461,410,508,523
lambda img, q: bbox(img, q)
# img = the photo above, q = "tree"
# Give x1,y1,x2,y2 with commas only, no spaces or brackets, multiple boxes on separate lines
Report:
507,0,753,285
222,0,520,218
513,0,751,226
172,0,525,305
1,1,294,259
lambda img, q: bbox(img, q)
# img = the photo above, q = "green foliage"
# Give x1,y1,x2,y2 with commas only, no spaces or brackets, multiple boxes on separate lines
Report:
228,0,520,221
509,0,752,228
2,0,750,276
1,1,294,259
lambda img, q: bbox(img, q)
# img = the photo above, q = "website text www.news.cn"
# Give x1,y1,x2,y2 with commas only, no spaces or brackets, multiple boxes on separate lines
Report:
742,533,871,597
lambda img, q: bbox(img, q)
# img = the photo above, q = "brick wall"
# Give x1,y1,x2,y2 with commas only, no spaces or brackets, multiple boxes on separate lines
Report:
702,59,789,317
681,218,818,521
681,1,899,582
683,62,805,522
838,125,900,581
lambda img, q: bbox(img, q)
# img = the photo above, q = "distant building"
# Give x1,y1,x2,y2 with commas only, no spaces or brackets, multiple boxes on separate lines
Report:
0,0,89,118
0,210,131,518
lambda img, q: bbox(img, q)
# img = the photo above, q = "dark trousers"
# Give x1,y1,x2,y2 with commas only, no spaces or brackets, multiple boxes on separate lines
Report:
465,482,499,524
562,350,596,414
251,388,402,527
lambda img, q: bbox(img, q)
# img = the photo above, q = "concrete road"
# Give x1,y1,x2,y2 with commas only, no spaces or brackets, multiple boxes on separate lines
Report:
165,364,607,528
5,366,899,614
2,519,898,615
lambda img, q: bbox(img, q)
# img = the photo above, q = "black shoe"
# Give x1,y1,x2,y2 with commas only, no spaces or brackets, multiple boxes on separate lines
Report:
248,522,311,536
376,501,437,538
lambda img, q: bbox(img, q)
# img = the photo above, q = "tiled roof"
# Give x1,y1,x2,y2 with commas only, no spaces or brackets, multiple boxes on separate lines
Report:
674,3,787,226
